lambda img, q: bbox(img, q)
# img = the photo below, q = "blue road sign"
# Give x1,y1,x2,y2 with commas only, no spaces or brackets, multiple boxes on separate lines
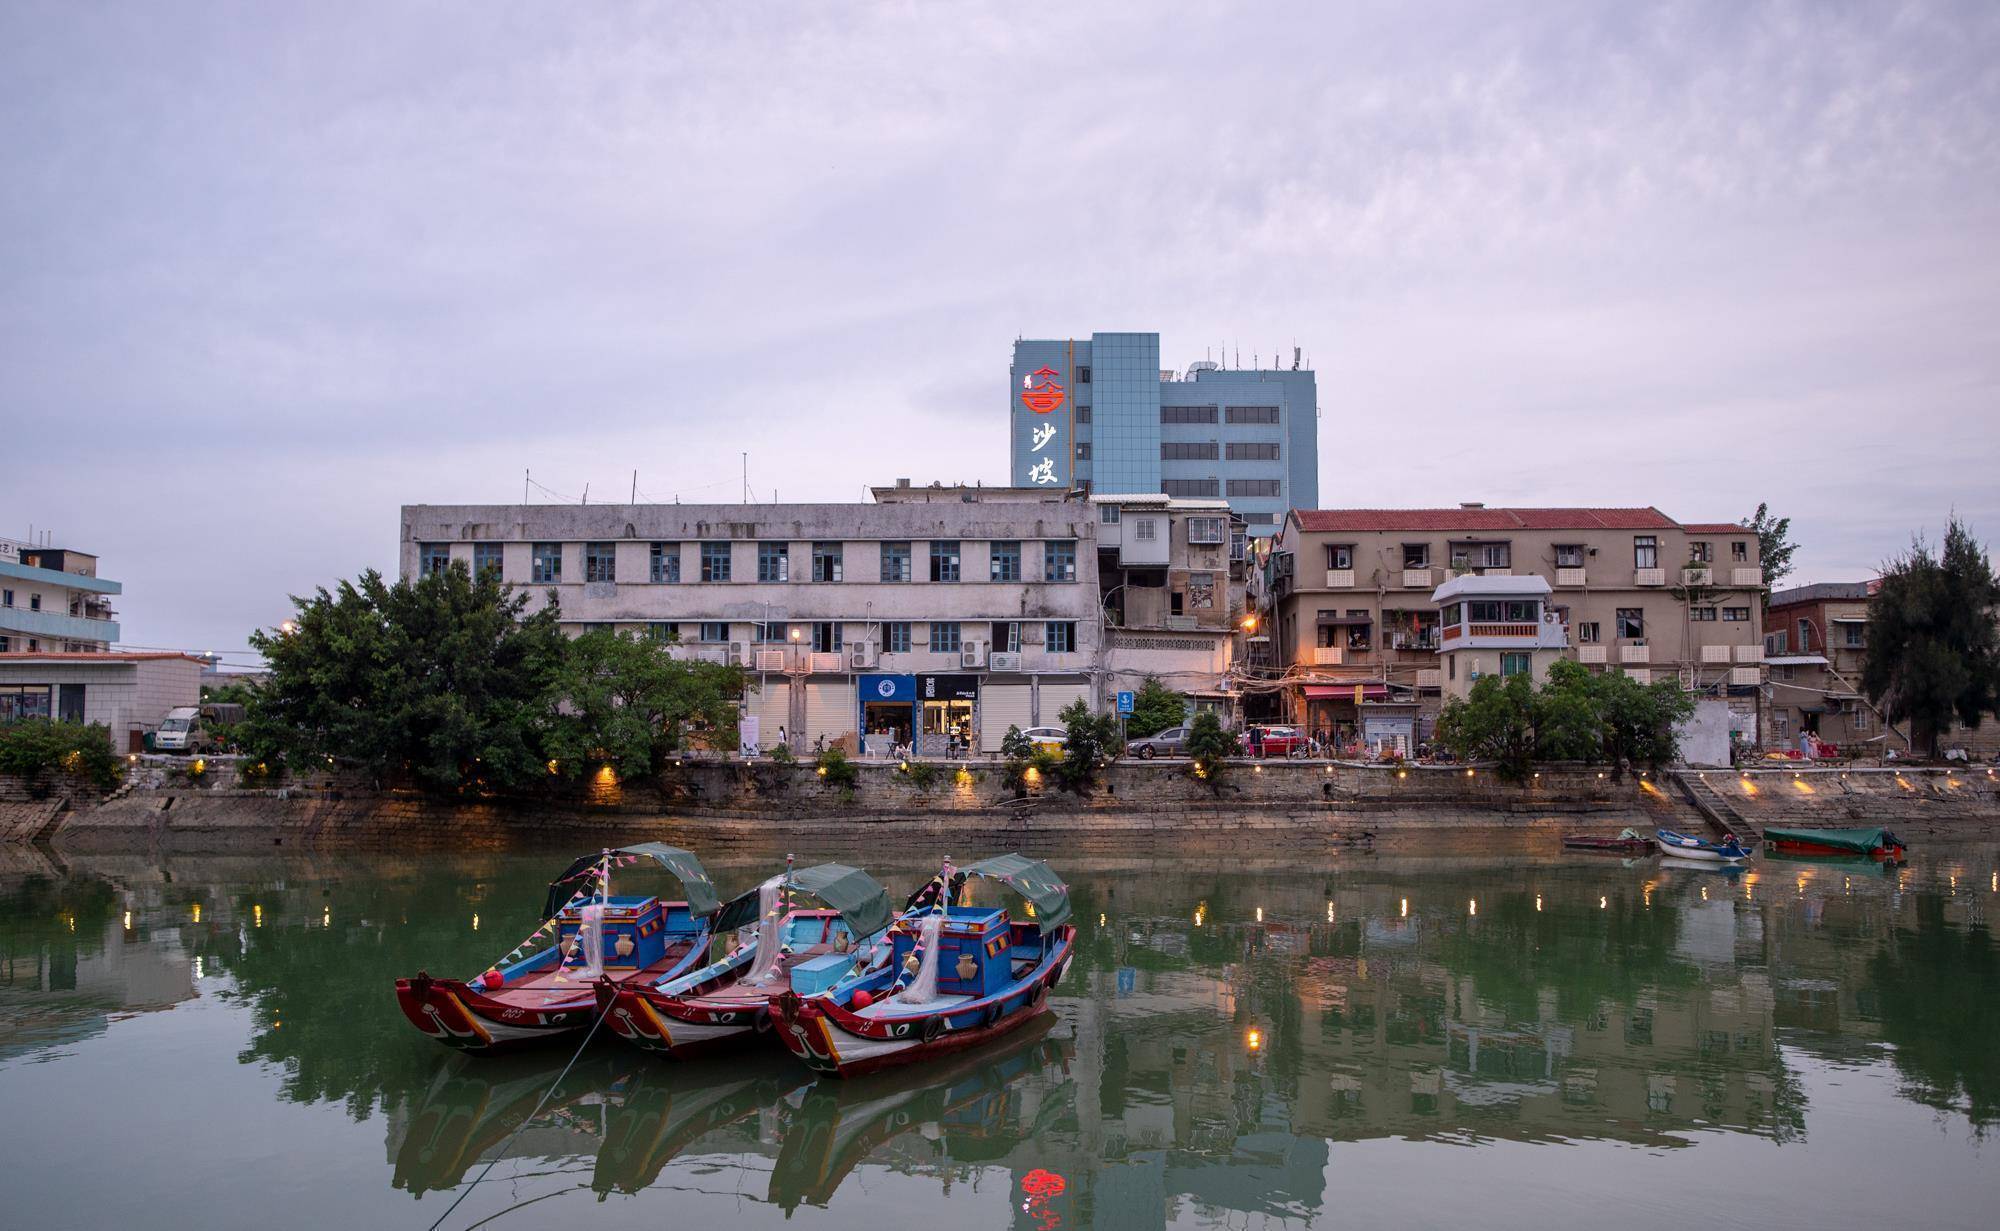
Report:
1116,690,1135,715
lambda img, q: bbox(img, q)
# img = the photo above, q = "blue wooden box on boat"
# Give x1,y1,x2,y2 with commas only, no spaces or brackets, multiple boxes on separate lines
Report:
886,905,1015,999
553,896,698,971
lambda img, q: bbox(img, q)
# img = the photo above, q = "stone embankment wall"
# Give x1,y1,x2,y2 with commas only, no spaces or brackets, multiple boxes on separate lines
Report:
7,755,1996,852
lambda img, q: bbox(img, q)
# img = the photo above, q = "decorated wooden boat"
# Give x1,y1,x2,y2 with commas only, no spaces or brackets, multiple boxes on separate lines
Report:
1563,828,1654,855
1654,828,1752,863
599,861,896,1058
1763,826,1906,862
769,853,1077,1079
395,844,720,1054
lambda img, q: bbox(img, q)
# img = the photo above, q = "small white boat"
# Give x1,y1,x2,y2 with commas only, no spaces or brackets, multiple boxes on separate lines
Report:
1654,828,1751,863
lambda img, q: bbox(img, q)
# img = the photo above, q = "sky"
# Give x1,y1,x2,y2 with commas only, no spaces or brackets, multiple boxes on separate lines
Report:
3,0,1996,663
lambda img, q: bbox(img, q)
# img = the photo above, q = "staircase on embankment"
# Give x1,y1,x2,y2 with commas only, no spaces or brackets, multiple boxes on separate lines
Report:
1669,771,1756,839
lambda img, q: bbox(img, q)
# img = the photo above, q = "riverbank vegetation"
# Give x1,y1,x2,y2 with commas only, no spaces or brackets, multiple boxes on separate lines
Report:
0,720,123,792
1863,517,2000,759
1435,660,1696,780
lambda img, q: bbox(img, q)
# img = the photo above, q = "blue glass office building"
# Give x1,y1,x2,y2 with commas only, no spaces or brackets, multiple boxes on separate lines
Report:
1008,332,1318,533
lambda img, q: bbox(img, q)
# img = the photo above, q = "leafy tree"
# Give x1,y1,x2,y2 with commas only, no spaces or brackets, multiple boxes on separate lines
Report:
1053,698,1118,794
1125,677,1188,739
0,721,122,791
1533,660,1603,762
1435,673,1540,780
244,564,569,792
542,629,746,778
1862,518,2000,757
999,724,1033,761
1742,503,1798,588
1183,710,1240,789
1593,671,1697,773
1435,661,1696,780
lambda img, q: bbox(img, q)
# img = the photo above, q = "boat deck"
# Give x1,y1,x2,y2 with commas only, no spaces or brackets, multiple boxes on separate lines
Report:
687,941,846,1007
490,939,699,1009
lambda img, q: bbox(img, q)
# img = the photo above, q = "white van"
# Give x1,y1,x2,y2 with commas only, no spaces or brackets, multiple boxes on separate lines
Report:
154,706,207,753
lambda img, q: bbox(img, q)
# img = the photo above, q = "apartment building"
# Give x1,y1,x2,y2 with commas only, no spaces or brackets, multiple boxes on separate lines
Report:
1252,506,1766,749
0,538,121,654
399,485,1103,756
1090,493,1249,711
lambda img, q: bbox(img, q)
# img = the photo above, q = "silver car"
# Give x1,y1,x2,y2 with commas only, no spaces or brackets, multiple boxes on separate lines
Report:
1128,725,1191,759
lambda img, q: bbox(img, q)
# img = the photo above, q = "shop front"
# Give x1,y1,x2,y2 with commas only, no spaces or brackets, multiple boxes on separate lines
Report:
1300,682,1389,752
917,673,979,758
857,673,915,757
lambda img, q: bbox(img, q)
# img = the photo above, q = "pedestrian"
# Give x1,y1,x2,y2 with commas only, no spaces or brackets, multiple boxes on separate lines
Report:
1249,725,1265,758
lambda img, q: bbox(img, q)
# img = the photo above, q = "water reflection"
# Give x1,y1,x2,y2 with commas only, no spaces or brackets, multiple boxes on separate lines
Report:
1,841,1994,1228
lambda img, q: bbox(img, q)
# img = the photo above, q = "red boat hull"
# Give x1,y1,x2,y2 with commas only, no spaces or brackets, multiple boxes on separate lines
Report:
395,973,600,1054
597,980,769,1058
1767,837,1906,861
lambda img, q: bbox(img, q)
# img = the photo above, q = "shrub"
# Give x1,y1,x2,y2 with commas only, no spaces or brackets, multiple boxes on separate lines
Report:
897,760,942,792
1183,711,1240,790
815,745,858,791
1125,677,1189,739
1053,699,1120,794
0,722,122,792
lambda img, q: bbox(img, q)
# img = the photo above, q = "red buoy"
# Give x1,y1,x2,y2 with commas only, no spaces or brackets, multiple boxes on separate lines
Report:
850,989,874,1010
480,970,504,990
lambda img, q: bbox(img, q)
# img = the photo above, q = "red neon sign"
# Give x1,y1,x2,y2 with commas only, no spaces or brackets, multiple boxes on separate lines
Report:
1020,367,1066,414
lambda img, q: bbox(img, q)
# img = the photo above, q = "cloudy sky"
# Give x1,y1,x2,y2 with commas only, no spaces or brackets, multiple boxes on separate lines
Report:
4,0,1996,661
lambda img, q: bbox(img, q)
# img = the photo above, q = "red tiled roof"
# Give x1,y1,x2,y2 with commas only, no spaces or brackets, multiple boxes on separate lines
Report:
0,651,207,664
1679,522,1746,534
1290,507,1680,533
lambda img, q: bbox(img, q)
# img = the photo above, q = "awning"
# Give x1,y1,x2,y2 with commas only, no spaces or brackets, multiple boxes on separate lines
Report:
960,853,1071,930
1765,655,1828,666
542,843,722,920
1315,613,1373,626
1829,616,1867,624
1303,683,1389,700
713,862,893,939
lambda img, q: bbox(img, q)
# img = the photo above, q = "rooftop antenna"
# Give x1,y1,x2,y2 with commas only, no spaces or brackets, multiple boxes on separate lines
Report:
631,470,637,504
743,453,749,504
581,483,588,505
524,469,530,504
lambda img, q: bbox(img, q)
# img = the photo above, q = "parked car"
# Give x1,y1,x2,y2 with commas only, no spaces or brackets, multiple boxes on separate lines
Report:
1252,725,1310,757
1128,726,1191,759
153,706,214,754
1018,726,1068,752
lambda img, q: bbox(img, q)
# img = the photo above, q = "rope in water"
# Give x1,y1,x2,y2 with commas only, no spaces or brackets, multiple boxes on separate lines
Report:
423,996,612,1231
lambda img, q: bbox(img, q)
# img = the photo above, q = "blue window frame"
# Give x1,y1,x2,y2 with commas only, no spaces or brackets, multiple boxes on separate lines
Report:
1045,621,1076,653
418,543,450,577
929,541,960,582
584,542,617,583
699,621,729,642
650,543,680,583
700,543,732,582
929,621,961,653
1044,540,1076,582
758,543,789,582
884,621,911,653
645,623,678,642
531,542,562,584
881,542,911,582
472,543,503,578
990,541,1021,582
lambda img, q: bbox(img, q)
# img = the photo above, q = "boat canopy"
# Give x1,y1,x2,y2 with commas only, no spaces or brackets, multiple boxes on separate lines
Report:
1764,826,1900,855
541,843,722,921
961,853,1071,930
713,862,894,939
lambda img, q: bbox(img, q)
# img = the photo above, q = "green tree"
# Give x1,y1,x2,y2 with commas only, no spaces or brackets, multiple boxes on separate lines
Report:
1592,670,1697,774
1862,518,2000,757
1742,503,1798,588
244,564,569,792
1183,710,1240,789
1435,673,1540,780
1124,677,1188,739
1053,698,1118,794
1532,660,1603,763
542,628,747,778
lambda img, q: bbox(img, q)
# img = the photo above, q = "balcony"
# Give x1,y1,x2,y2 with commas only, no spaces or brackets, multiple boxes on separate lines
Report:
1734,644,1763,663
1415,668,1442,689
0,606,122,644
1402,568,1432,588
1700,644,1731,664
1729,666,1762,686
1556,567,1587,587
1634,568,1666,587
1309,646,1344,666
1625,668,1654,685
1577,645,1608,664
1469,622,1540,638
1620,644,1651,664
1325,569,1355,589
1730,567,1762,587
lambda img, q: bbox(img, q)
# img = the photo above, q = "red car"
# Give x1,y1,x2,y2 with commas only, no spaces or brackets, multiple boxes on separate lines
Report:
1250,725,1309,757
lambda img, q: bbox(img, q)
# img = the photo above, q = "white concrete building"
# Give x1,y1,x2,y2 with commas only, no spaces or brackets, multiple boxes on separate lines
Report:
1432,574,1572,699
0,539,121,654
0,652,204,749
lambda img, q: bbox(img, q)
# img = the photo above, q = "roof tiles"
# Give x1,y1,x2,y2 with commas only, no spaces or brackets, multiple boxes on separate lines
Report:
1291,507,1680,533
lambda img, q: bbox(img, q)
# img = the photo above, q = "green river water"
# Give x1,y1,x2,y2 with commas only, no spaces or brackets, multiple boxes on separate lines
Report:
1,837,1995,1229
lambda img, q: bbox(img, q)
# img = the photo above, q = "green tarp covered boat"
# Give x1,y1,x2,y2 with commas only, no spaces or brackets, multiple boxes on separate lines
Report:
1762,826,1907,860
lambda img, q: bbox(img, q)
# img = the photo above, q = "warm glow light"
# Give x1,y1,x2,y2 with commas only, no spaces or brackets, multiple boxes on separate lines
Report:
191,903,202,923
1098,913,1106,927
1740,778,1758,795
1468,899,1477,916
1534,895,1543,912
1465,768,1475,778
253,903,263,927
123,910,132,930
1701,885,1709,900
1597,772,1605,779
1193,905,1205,927
192,758,206,774
1240,615,1259,633
1397,769,1407,779
1327,901,1336,922
1254,764,1262,773
1255,906,1264,923
1599,896,1608,909
1399,898,1408,918
323,906,331,926
1792,780,1815,795
472,913,480,931
1896,776,1913,790
818,765,829,777
1023,766,1040,784
1246,1028,1263,1051
547,759,559,775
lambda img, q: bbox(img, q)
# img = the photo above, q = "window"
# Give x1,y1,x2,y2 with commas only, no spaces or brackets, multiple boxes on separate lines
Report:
881,541,912,582
645,623,677,642
1616,608,1645,639
1692,606,1717,621
1468,601,1504,621
581,622,613,634
753,621,788,643
1161,405,1218,424
532,542,562,584
1403,543,1430,569
1046,621,1076,653
1099,505,1121,524
1,589,11,607
473,542,503,578
1045,540,1076,582
1075,406,1091,424
1634,536,1659,569
1075,442,1091,460
700,542,732,582
1226,442,1281,461
1163,479,1220,498
811,621,842,653
698,621,728,642
1798,618,1813,651
1227,479,1282,497
1231,529,1248,561
992,621,1019,652
1161,441,1219,460
1723,606,1751,622
1225,405,1281,424
1450,542,1511,569
1188,571,1216,608
811,542,843,582
990,541,1021,581
1555,544,1585,568
884,621,912,653
1134,520,1157,542
929,541,961,582
1732,540,1749,562
1690,541,1713,563
1843,623,1865,648
1187,516,1224,544
1075,365,1091,384
1766,630,1786,655
1500,652,1531,677
0,636,8,653
1577,621,1601,643
1852,706,1871,733
757,543,789,582
1326,544,1354,570
584,542,617,583
929,621,961,653
418,543,450,577
650,543,681,583
1441,602,1463,626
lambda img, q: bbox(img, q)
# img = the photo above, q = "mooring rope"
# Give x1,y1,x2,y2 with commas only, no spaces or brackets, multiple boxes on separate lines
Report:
423,995,613,1231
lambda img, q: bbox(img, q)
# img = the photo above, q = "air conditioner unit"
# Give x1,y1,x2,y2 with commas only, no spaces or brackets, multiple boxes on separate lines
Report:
730,641,747,665
1681,568,1713,586
755,648,787,672
990,651,1023,672
848,641,878,670
960,642,986,669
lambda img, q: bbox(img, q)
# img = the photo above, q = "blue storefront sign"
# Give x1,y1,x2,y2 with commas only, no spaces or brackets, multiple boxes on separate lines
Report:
859,674,915,703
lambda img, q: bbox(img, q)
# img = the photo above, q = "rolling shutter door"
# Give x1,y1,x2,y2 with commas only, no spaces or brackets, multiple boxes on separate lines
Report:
980,684,1034,752
746,680,791,748
805,681,857,751
1036,681,1091,727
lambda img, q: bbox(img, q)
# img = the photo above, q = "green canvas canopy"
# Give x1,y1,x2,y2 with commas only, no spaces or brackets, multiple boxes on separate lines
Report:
542,843,722,921
1763,826,1900,855
712,862,894,939
961,853,1071,930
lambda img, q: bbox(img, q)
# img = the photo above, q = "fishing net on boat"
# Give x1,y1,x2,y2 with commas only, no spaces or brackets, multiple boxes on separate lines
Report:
899,910,945,1004
572,902,607,979
741,875,788,988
